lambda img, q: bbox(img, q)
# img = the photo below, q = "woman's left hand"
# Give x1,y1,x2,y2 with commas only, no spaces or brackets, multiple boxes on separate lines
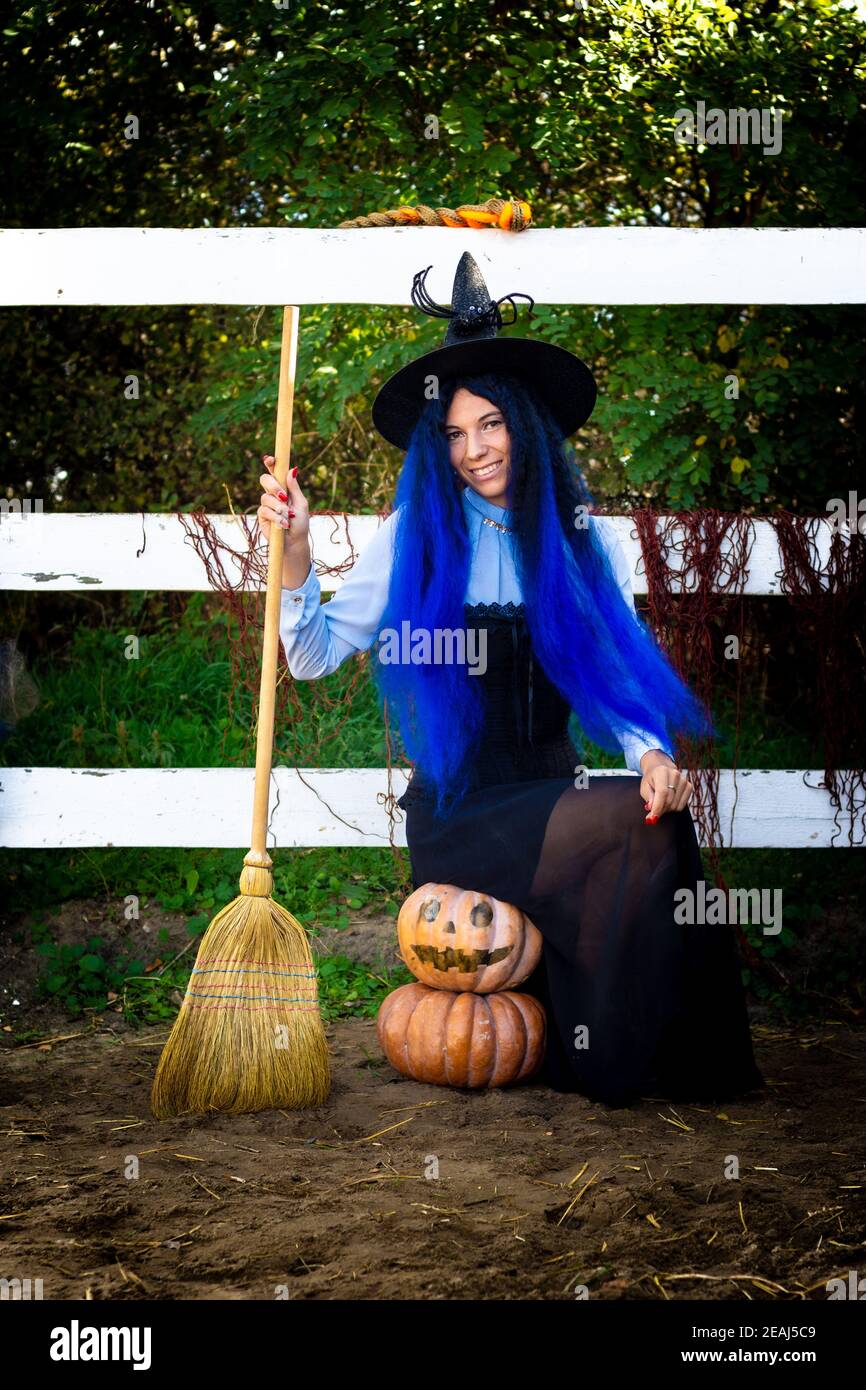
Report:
639,750,692,824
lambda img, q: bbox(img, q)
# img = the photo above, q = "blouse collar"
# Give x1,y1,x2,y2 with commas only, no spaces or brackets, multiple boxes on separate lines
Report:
461,484,515,529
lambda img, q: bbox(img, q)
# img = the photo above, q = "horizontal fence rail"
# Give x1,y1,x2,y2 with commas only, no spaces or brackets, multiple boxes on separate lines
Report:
0,768,856,851
2,227,865,306
0,512,835,594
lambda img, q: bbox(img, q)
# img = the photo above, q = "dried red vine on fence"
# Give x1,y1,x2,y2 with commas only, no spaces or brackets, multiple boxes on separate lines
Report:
632,508,866,849
771,511,866,848
631,508,776,987
632,508,755,853
632,507,865,1001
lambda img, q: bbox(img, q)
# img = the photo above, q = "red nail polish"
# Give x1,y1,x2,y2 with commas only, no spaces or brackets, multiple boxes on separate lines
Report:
291,466,298,478
645,815,658,825
278,491,287,502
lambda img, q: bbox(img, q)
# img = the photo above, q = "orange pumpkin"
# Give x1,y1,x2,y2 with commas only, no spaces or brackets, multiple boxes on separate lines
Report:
377,982,546,1089
397,883,542,993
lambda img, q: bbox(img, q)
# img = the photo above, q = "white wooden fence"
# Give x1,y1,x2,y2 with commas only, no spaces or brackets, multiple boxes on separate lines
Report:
0,510,833,595
2,226,864,305
1,227,863,851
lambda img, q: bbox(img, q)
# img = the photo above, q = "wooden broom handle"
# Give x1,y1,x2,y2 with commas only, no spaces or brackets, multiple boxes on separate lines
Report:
249,305,300,857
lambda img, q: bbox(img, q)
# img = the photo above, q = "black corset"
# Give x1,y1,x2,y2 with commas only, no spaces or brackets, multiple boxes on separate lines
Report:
397,601,578,807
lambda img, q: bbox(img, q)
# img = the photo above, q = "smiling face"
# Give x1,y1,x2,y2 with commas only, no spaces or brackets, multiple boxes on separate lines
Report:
443,387,512,509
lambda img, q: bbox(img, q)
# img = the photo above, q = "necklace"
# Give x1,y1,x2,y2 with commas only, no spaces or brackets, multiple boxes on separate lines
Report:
481,515,513,534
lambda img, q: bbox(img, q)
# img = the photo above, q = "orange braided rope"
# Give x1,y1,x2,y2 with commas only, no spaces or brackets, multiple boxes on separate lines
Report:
339,197,532,231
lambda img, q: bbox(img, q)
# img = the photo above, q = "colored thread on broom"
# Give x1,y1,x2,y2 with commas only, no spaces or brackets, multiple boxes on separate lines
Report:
185,991,319,1004
195,957,317,968
184,1007,321,1015
183,1001,322,1013
339,196,532,231
189,978,317,991
191,966,317,977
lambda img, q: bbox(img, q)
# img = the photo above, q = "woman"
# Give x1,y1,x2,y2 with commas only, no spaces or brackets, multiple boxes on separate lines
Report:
258,253,763,1107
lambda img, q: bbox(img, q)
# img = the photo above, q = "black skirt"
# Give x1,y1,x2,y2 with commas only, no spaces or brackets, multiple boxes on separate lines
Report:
396,603,764,1107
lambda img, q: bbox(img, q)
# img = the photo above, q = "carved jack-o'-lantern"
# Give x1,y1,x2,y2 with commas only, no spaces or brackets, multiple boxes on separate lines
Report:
377,982,546,1089
397,883,542,993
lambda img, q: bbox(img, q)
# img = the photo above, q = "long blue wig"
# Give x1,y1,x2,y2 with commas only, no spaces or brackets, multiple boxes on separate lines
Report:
372,373,710,816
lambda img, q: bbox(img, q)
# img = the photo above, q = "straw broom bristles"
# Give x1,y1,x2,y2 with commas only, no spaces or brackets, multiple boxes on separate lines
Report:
151,305,331,1118
151,851,331,1118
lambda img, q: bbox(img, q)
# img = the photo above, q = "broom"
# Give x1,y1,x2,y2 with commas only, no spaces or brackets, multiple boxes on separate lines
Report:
151,305,331,1118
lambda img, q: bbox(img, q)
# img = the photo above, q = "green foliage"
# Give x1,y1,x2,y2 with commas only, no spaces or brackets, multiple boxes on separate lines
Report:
568,304,862,508
5,1027,49,1045
1,0,864,519
316,954,413,1022
182,0,866,510
2,841,407,939
31,921,145,1018
122,960,195,1026
291,865,400,931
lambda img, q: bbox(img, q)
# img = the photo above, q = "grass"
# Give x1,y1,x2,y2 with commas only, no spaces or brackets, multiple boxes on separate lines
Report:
1,844,406,921
1,592,819,775
2,591,387,771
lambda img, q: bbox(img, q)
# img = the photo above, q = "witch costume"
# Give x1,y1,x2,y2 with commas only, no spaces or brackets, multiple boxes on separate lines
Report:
279,253,763,1107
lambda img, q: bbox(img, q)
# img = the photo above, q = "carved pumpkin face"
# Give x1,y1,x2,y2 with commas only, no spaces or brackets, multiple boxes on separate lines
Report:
397,883,542,993
377,982,546,1089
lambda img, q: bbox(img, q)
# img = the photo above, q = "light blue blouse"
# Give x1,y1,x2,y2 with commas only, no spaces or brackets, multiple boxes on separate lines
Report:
278,485,671,773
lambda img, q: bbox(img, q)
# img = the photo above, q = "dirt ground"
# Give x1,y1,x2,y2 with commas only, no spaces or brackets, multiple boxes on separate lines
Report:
1,900,865,1301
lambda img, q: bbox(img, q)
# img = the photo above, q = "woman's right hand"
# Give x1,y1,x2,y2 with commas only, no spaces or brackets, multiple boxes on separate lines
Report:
259,456,314,590
258,455,310,548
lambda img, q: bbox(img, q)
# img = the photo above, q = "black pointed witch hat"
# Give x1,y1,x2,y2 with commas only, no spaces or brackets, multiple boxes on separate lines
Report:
371,251,597,450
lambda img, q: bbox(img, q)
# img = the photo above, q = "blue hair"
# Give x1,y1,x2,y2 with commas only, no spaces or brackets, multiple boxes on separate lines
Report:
372,373,711,816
